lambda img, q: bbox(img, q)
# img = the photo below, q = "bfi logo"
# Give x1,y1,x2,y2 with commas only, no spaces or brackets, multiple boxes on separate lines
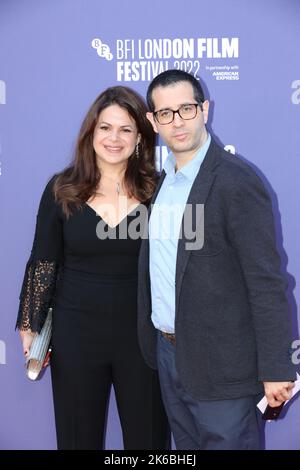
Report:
91,39,113,61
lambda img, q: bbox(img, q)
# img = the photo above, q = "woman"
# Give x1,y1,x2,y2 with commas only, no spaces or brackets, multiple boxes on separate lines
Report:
16,86,169,450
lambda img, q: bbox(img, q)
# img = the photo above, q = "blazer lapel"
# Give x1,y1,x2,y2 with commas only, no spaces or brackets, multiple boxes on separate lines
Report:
140,138,222,318
150,171,166,213
139,170,167,309
175,140,221,313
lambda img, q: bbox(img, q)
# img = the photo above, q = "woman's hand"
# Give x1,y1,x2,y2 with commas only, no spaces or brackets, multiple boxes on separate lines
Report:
19,329,35,360
42,349,51,368
19,330,51,368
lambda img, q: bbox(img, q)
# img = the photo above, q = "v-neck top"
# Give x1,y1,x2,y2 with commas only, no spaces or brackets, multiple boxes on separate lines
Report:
64,201,143,275
16,176,146,332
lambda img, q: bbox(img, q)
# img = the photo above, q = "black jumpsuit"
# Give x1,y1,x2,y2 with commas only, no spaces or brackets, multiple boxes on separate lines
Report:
16,176,169,450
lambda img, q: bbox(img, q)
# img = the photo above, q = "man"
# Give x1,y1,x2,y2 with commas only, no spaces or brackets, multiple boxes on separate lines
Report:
137,69,296,450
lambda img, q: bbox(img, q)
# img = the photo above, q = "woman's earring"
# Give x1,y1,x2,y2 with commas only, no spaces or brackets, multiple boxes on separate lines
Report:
135,142,140,158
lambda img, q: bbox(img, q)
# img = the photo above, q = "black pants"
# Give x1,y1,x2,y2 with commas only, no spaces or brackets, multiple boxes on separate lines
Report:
50,268,169,450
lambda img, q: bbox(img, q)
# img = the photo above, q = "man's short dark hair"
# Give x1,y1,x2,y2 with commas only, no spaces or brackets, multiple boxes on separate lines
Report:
146,69,205,112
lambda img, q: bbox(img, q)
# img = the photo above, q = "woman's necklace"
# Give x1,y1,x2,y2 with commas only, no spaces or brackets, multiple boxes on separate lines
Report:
94,181,121,196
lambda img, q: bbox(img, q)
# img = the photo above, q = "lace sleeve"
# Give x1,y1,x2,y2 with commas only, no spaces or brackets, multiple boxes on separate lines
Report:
16,176,63,332
16,259,60,332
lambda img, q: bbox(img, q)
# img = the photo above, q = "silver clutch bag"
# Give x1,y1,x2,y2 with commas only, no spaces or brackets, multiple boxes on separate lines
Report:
26,307,52,380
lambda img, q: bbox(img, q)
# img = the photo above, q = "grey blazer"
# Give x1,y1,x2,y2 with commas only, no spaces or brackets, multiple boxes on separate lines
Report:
137,138,296,400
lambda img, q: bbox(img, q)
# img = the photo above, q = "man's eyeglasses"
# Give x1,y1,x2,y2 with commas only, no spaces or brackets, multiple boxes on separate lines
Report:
153,103,202,125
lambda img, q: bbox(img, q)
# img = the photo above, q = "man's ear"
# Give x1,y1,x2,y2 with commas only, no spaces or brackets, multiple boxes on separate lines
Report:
202,100,210,125
146,112,159,133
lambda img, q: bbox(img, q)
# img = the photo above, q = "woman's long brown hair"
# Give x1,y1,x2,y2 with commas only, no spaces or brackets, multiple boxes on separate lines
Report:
53,86,158,217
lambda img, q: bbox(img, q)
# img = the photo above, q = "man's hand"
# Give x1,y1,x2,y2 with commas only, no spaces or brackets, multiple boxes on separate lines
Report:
263,381,295,407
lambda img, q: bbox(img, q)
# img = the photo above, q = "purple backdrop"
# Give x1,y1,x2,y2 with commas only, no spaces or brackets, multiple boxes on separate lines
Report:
0,0,299,450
